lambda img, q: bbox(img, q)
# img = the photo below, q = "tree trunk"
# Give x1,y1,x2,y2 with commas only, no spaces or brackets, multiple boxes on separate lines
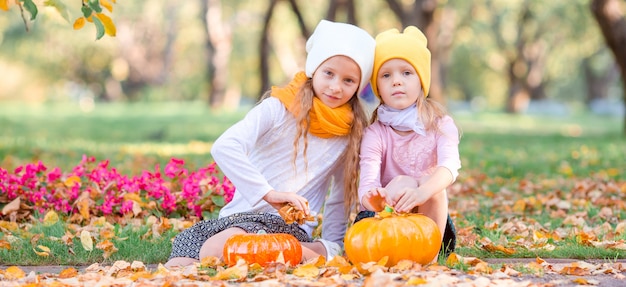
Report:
489,0,548,113
258,0,312,101
326,0,357,24
582,55,619,104
259,0,279,99
590,0,626,134
204,0,232,109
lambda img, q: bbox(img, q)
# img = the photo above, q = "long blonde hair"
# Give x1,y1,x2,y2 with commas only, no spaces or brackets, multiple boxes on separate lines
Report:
259,78,368,215
291,80,367,215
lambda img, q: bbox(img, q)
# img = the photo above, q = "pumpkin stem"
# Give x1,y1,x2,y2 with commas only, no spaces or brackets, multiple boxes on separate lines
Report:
378,205,395,218
257,230,267,234
384,205,394,213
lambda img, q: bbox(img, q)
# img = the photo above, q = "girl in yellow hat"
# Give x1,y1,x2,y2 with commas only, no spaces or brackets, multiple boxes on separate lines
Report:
165,20,375,268
357,26,461,259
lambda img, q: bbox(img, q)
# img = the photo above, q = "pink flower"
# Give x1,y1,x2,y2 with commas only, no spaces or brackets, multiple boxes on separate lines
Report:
165,158,187,178
120,200,134,214
3,155,232,220
222,177,235,203
47,167,62,182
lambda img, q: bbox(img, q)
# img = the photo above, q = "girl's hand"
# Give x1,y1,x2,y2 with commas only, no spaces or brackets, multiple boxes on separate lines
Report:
391,187,430,213
263,190,311,216
362,187,387,212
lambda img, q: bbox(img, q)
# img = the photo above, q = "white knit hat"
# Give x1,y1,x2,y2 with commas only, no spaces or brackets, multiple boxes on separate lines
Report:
305,20,375,95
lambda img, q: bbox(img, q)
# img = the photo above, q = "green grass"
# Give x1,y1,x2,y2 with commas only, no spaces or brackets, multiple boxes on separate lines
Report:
0,101,247,173
0,220,176,265
1,101,625,265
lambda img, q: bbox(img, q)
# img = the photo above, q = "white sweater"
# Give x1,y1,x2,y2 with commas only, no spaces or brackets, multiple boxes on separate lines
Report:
212,97,348,245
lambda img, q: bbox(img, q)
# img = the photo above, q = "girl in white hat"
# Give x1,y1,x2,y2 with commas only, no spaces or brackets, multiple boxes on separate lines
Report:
165,20,375,267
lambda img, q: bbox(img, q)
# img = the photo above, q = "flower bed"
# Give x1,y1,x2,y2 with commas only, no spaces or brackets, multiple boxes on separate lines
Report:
0,155,234,222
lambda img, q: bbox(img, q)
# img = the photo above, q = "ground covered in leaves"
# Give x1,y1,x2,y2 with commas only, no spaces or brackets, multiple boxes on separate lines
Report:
1,158,625,286
1,257,626,286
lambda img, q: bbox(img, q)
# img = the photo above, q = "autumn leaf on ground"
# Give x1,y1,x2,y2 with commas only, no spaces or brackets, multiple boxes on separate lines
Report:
199,256,221,268
213,259,248,281
356,257,388,275
1,197,20,215
76,196,91,221
58,267,79,278
481,237,516,255
33,244,51,257
326,255,355,274
0,239,10,250
471,261,493,274
96,239,118,258
43,210,59,226
3,266,26,280
0,220,19,232
292,262,319,278
80,230,94,251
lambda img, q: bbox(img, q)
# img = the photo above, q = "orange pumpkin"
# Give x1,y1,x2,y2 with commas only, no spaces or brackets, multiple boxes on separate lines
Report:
223,231,302,266
344,208,442,266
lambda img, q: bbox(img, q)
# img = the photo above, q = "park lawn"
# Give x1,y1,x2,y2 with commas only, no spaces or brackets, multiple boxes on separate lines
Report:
1,101,625,265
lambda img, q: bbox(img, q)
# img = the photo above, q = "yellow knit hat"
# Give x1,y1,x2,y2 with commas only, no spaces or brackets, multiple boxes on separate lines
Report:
371,26,431,99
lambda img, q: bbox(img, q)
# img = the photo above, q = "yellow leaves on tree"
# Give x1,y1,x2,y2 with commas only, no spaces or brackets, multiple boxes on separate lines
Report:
0,0,117,40
73,0,117,39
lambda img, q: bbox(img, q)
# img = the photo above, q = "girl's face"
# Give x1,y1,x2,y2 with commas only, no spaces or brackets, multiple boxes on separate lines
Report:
312,55,361,108
375,58,422,110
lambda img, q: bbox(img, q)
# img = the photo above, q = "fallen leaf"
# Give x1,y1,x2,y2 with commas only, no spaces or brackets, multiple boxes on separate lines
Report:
0,239,10,250
77,198,91,221
4,266,25,280
33,244,51,257
96,239,118,258
213,259,248,281
292,263,319,278
406,276,428,285
0,220,19,232
1,197,20,215
59,267,79,278
43,210,59,226
80,230,94,251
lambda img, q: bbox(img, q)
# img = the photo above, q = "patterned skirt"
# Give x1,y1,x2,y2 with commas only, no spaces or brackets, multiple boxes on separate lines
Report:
168,212,312,260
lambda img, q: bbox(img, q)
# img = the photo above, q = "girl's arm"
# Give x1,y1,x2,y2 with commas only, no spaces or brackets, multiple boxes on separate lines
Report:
210,98,281,207
392,116,460,212
358,124,386,211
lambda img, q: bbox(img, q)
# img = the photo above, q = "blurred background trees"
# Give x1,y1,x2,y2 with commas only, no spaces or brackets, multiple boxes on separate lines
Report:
0,0,624,131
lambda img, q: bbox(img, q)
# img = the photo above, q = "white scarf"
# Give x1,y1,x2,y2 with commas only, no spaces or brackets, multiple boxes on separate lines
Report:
377,104,426,136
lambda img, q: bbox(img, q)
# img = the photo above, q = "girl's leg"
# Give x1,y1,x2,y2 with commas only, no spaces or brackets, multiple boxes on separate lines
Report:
165,227,246,268
199,227,246,259
387,174,446,242
415,190,448,242
301,241,327,262
164,257,199,268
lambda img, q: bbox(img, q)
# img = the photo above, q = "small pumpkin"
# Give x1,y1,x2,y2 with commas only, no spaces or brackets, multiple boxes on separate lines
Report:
344,206,442,266
223,230,302,266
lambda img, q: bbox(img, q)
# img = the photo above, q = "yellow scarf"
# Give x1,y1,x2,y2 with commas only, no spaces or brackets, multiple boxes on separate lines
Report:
271,71,353,138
